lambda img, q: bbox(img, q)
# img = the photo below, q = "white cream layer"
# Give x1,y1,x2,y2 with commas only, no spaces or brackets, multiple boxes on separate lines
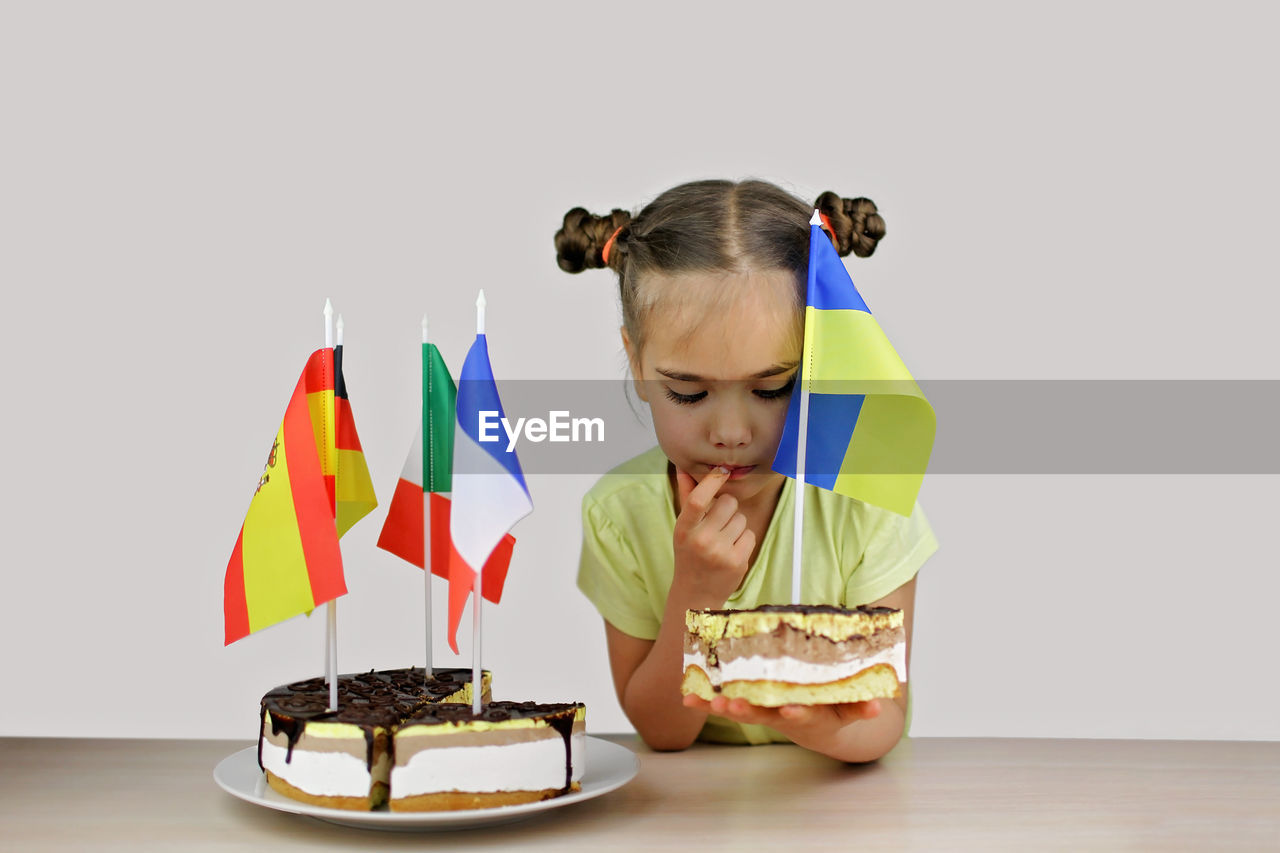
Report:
391,731,585,797
684,641,906,686
259,738,373,798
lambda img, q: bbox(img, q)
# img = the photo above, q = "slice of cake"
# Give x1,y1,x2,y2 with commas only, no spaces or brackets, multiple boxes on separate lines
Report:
389,701,586,812
258,667,491,810
681,604,905,707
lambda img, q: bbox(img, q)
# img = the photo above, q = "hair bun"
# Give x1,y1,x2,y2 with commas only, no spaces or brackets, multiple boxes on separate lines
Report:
814,192,886,258
555,207,632,273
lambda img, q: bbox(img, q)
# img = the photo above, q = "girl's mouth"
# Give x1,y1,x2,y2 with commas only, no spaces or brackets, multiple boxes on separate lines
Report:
715,465,756,480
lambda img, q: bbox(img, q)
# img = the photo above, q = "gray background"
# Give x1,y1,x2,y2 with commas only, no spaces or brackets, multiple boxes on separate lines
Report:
2,1,1276,740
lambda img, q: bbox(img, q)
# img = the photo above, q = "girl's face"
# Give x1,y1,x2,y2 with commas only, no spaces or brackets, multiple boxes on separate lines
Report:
624,270,801,509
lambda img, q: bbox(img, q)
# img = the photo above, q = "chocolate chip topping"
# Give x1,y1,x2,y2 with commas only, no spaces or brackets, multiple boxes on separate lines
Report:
697,603,898,617
260,667,481,766
404,700,582,726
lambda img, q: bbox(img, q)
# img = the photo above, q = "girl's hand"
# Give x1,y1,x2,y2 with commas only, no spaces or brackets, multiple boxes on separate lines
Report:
681,693,882,747
672,467,755,605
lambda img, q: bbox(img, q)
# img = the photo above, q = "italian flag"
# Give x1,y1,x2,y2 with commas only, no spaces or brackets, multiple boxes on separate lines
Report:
377,341,513,646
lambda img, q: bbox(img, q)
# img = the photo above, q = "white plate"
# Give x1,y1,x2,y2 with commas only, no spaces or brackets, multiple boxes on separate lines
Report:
214,736,638,831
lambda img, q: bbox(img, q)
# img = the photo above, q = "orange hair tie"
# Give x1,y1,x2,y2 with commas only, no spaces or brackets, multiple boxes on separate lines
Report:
601,226,624,266
818,211,837,248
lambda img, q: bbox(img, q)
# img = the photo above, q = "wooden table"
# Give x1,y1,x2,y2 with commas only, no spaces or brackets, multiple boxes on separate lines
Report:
2,736,1276,851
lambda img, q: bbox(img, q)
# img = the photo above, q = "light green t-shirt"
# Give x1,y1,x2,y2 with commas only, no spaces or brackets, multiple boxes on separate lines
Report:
577,445,938,745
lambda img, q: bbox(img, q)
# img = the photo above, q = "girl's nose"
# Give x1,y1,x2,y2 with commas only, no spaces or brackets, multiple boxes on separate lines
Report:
709,402,752,448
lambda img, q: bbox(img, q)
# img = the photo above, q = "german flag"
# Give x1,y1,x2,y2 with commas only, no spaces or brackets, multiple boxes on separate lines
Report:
224,349,346,645
333,344,378,537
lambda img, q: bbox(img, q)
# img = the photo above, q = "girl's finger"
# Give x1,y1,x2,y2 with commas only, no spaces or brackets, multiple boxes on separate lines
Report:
674,467,697,506
723,698,778,727
682,694,711,711
779,704,815,723
699,492,740,533
675,466,730,525
720,511,747,544
729,528,756,565
834,700,880,723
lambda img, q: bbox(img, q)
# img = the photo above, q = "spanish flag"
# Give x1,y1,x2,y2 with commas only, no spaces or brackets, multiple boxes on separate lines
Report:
772,212,935,517
333,344,378,537
224,350,346,645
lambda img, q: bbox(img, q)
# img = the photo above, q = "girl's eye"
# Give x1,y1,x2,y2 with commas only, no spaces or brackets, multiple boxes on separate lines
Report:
753,375,796,400
664,387,707,406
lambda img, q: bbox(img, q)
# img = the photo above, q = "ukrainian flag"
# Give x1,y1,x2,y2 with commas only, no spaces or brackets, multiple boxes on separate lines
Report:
772,212,935,517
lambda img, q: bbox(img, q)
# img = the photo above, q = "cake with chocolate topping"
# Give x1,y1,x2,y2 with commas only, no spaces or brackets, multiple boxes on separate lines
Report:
681,604,905,707
390,701,586,811
258,667,490,810
259,669,586,811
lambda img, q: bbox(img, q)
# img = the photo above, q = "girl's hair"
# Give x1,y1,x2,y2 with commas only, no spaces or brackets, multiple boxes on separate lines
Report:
554,179,884,351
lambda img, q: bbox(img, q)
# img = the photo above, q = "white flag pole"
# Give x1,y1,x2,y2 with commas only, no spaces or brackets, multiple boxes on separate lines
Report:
472,291,486,715
422,314,433,687
325,300,339,711
788,391,808,604
790,213,823,605
791,384,810,605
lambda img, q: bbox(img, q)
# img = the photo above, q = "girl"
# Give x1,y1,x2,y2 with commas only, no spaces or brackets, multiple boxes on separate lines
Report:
556,180,938,763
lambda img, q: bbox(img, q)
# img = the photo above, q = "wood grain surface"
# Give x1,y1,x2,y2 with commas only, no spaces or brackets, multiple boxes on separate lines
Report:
1,736,1276,851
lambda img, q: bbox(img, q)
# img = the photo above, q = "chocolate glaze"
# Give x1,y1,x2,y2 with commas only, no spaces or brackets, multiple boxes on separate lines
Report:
545,711,576,794
259,667,480,771
260,669,582,791
697,603,898,617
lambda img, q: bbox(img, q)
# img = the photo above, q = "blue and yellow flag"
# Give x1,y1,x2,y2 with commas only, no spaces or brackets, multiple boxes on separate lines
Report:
772,212,935,516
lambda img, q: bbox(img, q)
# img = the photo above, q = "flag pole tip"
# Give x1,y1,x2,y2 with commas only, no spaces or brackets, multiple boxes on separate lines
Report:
476,290,486,308
810,209,823,226
336,314,345,329
324,298,334,315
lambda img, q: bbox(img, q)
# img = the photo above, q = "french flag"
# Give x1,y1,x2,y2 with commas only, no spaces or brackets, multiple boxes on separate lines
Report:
447,331,532,650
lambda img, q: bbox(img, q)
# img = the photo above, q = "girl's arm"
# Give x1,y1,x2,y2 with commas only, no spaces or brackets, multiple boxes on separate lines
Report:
602,609,704,751
682,575,917,763
604,466,756,751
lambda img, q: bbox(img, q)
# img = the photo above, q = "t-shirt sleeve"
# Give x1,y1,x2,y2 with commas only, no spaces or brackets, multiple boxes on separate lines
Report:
576,496,662,641
844,500,939,605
